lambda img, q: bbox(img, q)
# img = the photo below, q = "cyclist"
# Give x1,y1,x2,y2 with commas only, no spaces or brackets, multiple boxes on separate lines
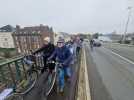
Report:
76,36,82,56
48,38,72,93
33,37,55,74
90,39,94,51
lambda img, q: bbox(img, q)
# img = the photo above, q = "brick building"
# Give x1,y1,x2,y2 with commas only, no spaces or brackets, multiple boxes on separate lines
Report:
12,25,54,53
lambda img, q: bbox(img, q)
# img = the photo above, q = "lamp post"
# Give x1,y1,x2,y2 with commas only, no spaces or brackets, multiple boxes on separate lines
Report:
122,6,132,43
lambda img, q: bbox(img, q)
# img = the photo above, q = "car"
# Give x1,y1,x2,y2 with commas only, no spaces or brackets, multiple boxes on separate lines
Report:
84,39,89,42
93,39,102,47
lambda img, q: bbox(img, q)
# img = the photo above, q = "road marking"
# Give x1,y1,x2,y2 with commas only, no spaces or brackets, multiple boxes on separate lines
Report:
103,47,134,65
83,48,91,100
110,43,134,47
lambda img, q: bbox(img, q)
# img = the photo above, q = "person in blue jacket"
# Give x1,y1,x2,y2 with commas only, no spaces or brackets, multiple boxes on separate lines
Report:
48,38,72,93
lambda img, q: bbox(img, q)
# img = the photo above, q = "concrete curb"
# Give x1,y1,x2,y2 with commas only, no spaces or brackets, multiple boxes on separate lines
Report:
76,48,91,100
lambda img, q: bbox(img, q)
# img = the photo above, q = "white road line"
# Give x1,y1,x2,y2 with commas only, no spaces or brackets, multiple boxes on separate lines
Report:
102,47,134,65
84,48,91,100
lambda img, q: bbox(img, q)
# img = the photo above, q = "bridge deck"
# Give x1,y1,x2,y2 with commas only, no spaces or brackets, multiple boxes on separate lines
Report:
24,61,79,100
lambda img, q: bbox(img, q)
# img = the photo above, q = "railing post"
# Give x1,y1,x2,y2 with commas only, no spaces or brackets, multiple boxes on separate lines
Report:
0,66,6,83
21,59,27,79
8,63,16,91
15,61,21,81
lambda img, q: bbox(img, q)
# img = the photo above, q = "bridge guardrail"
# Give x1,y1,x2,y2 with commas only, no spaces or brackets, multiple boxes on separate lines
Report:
0,54,44,93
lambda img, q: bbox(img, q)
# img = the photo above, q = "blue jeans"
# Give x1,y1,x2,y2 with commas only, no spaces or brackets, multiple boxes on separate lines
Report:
64,67,71,78
58,67,71,89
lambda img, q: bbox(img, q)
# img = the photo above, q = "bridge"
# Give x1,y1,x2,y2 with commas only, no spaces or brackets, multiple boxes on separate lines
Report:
1,41,134,100
0,49,88,100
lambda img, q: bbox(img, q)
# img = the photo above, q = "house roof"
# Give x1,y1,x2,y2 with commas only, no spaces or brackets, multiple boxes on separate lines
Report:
0,25,14,32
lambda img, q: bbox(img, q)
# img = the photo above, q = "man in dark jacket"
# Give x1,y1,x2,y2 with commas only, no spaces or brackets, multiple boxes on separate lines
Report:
48,38,72,93
33,37,55,73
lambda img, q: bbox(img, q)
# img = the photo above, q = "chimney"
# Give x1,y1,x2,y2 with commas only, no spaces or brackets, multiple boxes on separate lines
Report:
16,25,20,31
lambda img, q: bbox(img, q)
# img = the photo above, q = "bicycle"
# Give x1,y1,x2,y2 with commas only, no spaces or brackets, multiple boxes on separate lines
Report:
4,55,38,100
43,61,65,96
23,54,56,97
4,93,23,100
90,43,94,51
44,60,57,96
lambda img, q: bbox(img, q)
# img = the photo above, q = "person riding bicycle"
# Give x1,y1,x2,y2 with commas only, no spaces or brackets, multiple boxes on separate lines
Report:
90,39,94,50
48,38,72,93
76,36,82,55
33,37,55,73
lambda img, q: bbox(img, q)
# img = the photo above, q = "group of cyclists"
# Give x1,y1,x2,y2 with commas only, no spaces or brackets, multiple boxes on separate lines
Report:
30,36,82,94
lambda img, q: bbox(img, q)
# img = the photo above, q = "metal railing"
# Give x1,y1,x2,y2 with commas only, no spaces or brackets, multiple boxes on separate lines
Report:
0,54,44,92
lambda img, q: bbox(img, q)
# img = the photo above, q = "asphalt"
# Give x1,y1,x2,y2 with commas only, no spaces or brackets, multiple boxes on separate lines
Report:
84,43,113,100
103,43,134,62
84,42,134,100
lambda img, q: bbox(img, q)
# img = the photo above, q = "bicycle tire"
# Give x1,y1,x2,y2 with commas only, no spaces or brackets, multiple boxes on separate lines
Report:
16,70,38,94
45,67,57,96
23,70,38,94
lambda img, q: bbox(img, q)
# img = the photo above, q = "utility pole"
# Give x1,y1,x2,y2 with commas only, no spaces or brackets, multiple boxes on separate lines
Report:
123,6,132,43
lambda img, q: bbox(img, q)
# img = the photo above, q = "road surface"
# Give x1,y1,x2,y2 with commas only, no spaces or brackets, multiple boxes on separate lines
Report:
103,43,134,62
84,42,134,100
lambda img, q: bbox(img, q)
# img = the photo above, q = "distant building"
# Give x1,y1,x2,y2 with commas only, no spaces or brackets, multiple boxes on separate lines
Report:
105,34,122,42
0,25,15,32
0,32,15,48
12,25,54,53
131,37,134,45
0,25,15,48
126,33,134,44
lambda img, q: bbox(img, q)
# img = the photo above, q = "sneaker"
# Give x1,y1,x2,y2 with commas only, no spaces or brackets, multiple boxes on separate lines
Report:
67,78,71,84
65,76,71,83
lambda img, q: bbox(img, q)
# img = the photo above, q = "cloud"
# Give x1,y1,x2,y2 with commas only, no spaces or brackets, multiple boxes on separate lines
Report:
0,0,133,33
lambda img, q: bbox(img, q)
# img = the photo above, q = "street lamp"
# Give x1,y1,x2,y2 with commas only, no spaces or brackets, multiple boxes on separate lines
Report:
122,6,132,43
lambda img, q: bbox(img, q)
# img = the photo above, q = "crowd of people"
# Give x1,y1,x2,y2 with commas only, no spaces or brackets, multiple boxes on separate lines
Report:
32,36,83,93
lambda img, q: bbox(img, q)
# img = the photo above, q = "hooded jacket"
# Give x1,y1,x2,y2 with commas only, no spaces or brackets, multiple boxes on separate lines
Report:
34,43,55,59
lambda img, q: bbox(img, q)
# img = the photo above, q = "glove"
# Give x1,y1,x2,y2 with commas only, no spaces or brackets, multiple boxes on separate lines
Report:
62,62,67,66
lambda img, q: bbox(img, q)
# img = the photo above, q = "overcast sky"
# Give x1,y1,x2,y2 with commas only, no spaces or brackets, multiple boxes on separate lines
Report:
0,0,134,34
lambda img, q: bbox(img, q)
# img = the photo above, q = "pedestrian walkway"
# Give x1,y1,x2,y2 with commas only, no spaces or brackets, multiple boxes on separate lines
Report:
23,60,79,100
0,53,81,100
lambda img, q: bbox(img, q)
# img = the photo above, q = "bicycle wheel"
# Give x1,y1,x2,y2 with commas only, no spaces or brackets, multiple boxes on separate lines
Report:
45,67,57,96
16,70,38,94
23,70,38,94
5,93,23,100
